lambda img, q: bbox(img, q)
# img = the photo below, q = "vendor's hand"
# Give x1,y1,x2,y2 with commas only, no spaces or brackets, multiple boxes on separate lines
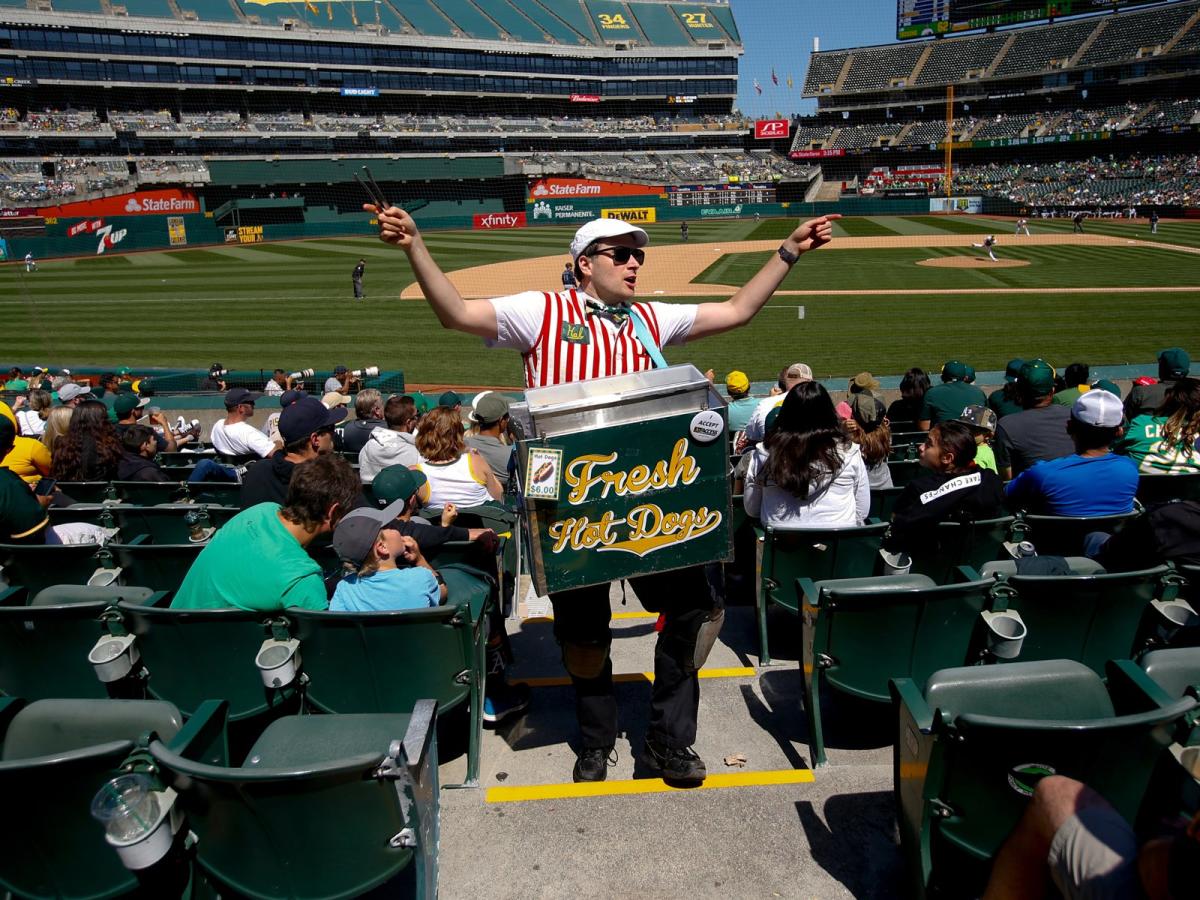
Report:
440,503,458,527
367,204,421,250
783,215,841,256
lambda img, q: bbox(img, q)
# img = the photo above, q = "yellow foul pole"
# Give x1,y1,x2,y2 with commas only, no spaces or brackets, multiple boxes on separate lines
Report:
944,85,954,198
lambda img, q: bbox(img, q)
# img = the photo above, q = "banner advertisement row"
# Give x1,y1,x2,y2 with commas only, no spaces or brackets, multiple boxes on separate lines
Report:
527,177,663,201
929,196,982,214
34,189,200,218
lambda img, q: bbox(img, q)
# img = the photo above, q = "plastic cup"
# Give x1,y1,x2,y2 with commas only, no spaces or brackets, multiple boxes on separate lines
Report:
91,774,160,843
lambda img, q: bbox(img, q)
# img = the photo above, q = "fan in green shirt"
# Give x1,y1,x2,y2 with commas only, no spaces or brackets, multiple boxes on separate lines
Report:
171,454,362,612
1116,378,1200,474
918,360,986,429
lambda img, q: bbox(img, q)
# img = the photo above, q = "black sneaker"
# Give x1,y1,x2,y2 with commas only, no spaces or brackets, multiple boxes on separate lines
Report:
641,738,707,786
572,746,616,783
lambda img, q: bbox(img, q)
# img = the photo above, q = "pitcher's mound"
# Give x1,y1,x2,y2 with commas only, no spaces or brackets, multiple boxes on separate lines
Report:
917,257,1031,269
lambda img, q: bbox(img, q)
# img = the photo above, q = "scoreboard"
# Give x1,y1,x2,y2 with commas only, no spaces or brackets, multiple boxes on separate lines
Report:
897,0,1178,40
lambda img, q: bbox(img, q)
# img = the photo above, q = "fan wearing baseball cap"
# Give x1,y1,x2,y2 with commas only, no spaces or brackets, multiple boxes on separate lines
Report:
1125,347,1191,418
724,370,759,435
1005,391,1138,517
240,396,347,509
917,360,986,430
993,359,1076,479
211,388,277,458
368,203,841,785
329,502,446,613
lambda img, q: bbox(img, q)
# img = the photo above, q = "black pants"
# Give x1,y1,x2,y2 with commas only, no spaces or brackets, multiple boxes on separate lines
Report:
352,278,364,298
550,565,716,751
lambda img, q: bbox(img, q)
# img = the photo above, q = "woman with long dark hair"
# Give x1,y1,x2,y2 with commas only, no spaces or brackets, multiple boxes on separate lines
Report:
743,381,869,527
887,367,930,427
51,400,124,481
1118,377,1200,473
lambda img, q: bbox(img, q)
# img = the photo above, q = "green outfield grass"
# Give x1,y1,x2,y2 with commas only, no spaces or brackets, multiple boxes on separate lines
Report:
3,216,1198,384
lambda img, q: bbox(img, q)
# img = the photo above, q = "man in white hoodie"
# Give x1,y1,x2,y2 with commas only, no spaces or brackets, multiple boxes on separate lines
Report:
358,395,420,483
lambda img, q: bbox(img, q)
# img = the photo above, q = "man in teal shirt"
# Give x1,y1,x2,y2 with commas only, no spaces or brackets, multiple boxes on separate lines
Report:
724,370,759,435
918,360,986,429
172,454,361,611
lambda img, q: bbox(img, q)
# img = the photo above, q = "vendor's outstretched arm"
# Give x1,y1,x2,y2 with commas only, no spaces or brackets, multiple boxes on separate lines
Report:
368,204,499,339
689,215,840,340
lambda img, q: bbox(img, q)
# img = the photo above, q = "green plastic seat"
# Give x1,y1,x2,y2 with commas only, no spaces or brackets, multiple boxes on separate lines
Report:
111,480,188,505
756,522,889,664
112,504,223,545
868,486,905,521
1136,474,1200,505
286,566,491,786
1020,511,1141,557
48,503,117,529
891,659,1195,899
108,539,204,593
56,481,117,504
908,517,1017,584
887,460,923,487
0,697,185,900
185,481,242,506
985,565,1175,675
1140,647,1200,745
799,574,1002,767
0,541,107,594
978,558,1105,578
151,701,439,900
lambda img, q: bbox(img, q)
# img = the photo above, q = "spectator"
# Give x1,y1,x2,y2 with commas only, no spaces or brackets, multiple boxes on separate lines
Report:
5,367,28,392
963,365,976,385
116,424,169,482
743,382,869,527
415,407,504,508
918,361,986,429
0,417,50,544
369,464,496,557
322,390,351,412
849,371,880,396
359,395,420,483
263,369,289,396
240,396,346,509
113,394,180,452
211,388,277,458
1,411,52,484
887,368,931,426
15,389,51,437
93,372,119,400
844,393,892,489
261,388,304,446
1006,391,1137,516
338,388,385,454
724,370,759,435
1126,347,1190,418
198,364,226,392
1088,498,1200,570
561,261,577,288
882,421,1005,558
40,406,73,458
1118,377,1200,473
56,382,93,408
466,392,513,488
329,503,447,612
988,358,1026,419
953,405,999,473
1052,362,1090,408
171,454,360,611
743,363,813,443
324,365,352,394
994,359,1075,479
982,775,1196,900
438,391,462,411
51,401,123,481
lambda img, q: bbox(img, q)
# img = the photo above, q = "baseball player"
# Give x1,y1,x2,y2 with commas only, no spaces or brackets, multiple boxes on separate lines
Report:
1015,217,1031,236
972,235,999,261
24,252,36,273
367,203,839,786
352,258,366,299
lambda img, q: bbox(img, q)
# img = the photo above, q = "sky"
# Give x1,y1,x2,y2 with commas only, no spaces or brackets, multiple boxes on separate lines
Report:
731,0,900,118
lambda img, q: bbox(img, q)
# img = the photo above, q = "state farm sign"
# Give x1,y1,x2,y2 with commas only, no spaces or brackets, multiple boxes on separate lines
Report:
754,119,790,140
528,178,663,200
473,212,526,230
40,189,200,218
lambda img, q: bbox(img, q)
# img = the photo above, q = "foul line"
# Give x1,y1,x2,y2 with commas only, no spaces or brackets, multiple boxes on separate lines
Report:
518,666,756,688
486,768,814,803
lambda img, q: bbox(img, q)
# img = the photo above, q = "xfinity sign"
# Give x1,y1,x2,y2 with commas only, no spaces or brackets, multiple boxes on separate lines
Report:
473,212,527,230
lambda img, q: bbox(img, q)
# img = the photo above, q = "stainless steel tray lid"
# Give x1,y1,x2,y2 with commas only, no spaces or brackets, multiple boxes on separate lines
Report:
522,364,716,418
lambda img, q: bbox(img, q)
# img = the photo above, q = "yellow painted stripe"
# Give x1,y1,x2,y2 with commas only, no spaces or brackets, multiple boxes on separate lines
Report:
518,666,756,688
486,768,815,803
522,611,658,623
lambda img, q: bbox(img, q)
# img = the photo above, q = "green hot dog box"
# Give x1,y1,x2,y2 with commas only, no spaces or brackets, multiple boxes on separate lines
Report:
510,364,732,596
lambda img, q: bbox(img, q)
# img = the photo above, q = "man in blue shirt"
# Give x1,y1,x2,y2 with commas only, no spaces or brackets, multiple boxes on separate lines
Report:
1005,391,1138,517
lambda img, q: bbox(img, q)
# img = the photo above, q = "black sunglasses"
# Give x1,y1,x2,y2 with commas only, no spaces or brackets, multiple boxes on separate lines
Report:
588,246,645,266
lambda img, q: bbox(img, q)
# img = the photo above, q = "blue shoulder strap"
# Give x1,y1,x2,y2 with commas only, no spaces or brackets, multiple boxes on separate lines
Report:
626,306,669,370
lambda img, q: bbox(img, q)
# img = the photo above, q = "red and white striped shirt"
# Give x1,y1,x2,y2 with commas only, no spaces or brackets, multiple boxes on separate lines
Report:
487,289,697,388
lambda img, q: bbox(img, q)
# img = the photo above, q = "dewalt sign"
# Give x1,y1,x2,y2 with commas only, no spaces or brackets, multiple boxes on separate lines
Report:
600,207,656,224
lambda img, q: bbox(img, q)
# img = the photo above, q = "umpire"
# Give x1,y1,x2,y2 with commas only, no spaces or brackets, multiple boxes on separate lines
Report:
352,258,366,299
367,202,839,784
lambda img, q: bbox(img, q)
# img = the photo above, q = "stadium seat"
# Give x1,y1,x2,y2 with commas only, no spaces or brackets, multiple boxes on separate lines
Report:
108,537,204,593
1019,511,1141,557
971,564,1186,674
1136,474,1200,505
57,481,117,504
0,696,189,900
907,516,1017,584
798,574,1003,767
185,481,242,506
0,540,107,595
150,700,439,899
887,460,923,487
112,503,228,545
868,486,904,521
0,585,159,700
285,568,488,785
756,522,889,664
891,659,1196,898
111,480,188,505
48,503,116,529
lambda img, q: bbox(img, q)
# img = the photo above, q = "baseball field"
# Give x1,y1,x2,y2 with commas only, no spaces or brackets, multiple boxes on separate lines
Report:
4,213,1199,386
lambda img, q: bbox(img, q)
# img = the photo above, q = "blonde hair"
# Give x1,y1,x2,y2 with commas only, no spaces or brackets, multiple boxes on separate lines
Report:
415,407,465,462
41,406,74,455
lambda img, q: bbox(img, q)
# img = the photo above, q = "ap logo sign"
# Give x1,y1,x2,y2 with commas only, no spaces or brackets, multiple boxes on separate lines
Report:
754,119,790,140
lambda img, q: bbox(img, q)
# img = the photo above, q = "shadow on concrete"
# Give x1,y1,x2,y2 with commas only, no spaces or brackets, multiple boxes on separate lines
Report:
759,668,893,759
795,791,904,899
